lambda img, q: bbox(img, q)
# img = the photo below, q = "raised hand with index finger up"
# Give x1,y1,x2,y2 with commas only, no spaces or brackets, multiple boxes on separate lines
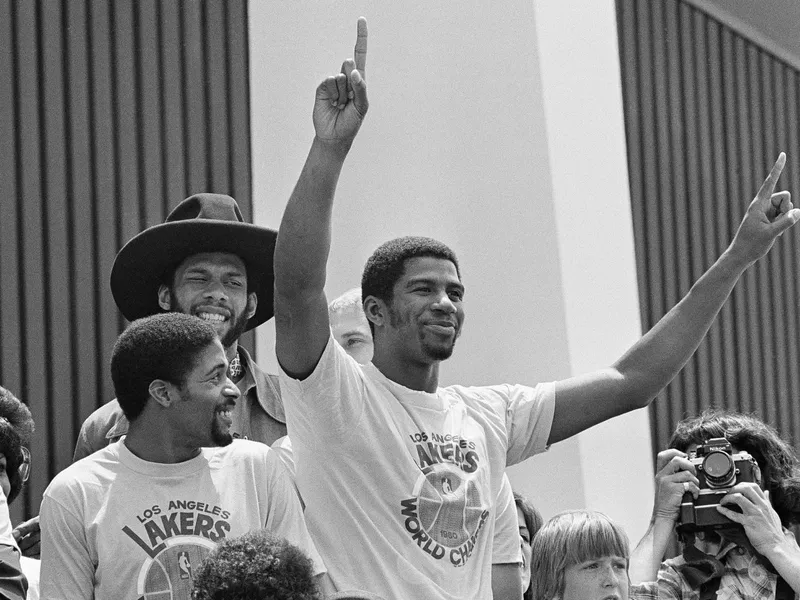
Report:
313,17,369,150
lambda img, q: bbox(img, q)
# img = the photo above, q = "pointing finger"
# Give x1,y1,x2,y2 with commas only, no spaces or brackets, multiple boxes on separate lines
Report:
354,17,368,79
756,153,786,208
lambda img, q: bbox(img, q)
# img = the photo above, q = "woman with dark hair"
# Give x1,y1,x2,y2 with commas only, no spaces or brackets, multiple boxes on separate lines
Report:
513,491,543,600
630,409,800,599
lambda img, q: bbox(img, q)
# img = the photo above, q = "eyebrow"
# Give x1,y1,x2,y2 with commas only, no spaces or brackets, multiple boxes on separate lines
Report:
204,362,227,377
405,276,464,292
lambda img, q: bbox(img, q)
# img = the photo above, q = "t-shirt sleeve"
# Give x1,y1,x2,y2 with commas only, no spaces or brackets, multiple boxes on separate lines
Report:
278,333,366,437
39,486,94,600
504,382,556,466
491,474,521,564
262,451,326,575
629,581,660,600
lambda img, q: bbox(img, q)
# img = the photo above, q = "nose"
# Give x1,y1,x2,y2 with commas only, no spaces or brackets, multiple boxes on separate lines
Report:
602,565,621,587
223,378,241,400
202,279,229,302
432,291,456,313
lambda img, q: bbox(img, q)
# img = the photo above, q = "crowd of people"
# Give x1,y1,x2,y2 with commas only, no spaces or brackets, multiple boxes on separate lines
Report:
0,17,799,600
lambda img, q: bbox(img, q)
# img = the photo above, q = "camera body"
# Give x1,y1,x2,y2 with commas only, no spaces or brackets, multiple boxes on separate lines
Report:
677,437,761,533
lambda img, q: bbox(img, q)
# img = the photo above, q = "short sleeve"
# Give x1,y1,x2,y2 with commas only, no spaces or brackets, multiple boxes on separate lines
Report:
505,382,556,466
262,451,326,575
278,334,367,438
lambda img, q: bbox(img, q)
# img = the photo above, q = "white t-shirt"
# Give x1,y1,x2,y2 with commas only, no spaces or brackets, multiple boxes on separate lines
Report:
40,439,323,600
270,436,521,564
280,335,555,600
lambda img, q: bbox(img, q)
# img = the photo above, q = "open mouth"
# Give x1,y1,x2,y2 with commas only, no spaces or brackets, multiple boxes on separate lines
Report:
197,312,228,323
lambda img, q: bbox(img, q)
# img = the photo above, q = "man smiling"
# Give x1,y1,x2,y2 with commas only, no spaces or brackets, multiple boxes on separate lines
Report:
273,18,800,600
39,314,321,600
73,193,286,460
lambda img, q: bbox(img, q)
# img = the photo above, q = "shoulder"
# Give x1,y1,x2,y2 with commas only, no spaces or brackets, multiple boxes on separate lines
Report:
78,399,127,438
46,445,120,499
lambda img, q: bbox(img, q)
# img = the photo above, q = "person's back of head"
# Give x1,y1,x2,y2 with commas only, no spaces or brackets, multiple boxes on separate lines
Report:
530,510,630,600
669,409,800,526
111,313,219,422
191,530,321,600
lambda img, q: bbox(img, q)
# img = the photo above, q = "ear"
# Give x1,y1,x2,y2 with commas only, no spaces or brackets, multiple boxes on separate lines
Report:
363,295,387,328
149,379,174,408
157,284,171,311
245,292,258,320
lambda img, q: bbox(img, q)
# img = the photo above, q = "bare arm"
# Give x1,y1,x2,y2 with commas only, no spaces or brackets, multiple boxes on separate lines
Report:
549,154,799,444
629,450,698,583
274,18,368,379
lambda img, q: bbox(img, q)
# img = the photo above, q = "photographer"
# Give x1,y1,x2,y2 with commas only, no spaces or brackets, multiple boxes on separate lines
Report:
629,410,800,598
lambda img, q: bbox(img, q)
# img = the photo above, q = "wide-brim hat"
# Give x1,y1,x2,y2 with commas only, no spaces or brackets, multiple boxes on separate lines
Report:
110,193,277,331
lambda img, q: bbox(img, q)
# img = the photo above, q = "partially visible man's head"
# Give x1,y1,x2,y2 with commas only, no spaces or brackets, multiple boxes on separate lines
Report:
158,252,257,348
191,530,321,600
111,313,220,422
669,409,800,526
0,388,33,504
530,510,630,600
329,287,373,364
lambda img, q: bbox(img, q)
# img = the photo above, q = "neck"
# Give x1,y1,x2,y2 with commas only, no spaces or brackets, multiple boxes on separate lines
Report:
224,341,238,363
371,349,440,393
125,418,202,464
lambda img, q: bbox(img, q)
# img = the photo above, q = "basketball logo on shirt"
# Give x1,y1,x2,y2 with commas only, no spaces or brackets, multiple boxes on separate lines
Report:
136,537,214,600
400,462,489,567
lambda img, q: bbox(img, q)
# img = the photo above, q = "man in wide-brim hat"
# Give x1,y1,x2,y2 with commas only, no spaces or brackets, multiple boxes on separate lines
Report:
73,193,286,461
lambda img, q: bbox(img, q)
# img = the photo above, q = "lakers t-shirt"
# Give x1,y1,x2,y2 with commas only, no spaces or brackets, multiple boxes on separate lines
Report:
280,335,554,600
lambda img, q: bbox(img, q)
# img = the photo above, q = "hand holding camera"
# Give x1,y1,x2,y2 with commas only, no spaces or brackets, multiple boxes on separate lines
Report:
651,449,700,523
677,437,761,533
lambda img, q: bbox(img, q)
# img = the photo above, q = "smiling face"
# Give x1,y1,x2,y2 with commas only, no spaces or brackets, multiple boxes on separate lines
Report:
560,556,629,600
158,252,257,348
170,339,240,448
374,256,464,365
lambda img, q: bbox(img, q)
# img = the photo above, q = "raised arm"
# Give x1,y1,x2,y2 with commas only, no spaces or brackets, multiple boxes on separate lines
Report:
549,154,799,444
274,18,368,379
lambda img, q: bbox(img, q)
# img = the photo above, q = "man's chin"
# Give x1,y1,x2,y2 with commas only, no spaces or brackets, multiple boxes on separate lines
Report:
210,430,234,447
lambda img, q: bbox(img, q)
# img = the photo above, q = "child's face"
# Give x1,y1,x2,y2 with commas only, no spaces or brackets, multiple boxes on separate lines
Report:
560,555,629,600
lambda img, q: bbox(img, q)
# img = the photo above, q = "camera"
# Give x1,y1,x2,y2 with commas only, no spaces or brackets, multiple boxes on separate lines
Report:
677,437,761,532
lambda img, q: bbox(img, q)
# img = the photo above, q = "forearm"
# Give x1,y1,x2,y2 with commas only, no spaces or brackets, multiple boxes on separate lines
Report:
274,137,350,296
761,534,800,593
629,517,674,584
612,248,750,408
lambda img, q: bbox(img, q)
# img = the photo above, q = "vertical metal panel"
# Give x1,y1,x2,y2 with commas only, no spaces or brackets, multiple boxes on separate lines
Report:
617,0,800,457
0,0,253,521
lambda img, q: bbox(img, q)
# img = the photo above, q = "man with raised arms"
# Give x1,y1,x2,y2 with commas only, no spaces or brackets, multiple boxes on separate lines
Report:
273,18,799,600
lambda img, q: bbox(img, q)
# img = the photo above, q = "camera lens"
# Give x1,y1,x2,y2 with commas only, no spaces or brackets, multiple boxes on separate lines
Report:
702,451,735,487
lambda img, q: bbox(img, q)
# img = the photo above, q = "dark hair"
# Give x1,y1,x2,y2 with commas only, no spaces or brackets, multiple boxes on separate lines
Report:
361,237,460,334
514,492,544,600
191,530,321,600
0,387,34,505
669,409,800,526
111,313,219,422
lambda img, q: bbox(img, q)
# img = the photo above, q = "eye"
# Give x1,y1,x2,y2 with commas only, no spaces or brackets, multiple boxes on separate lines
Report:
226,279,244,288
447,290,463,301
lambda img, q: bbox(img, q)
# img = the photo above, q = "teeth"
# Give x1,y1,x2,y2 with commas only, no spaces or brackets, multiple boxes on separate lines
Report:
217,410,231,418
198,312,226,322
